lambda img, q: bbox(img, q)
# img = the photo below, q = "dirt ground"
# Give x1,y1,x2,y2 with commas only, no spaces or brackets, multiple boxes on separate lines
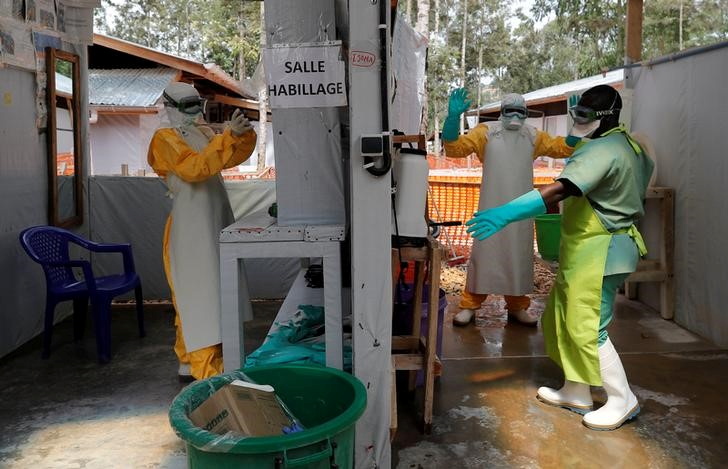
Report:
440,258,555,295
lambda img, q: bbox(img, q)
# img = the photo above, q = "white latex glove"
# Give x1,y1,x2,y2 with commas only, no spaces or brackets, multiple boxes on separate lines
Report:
229,109,252,136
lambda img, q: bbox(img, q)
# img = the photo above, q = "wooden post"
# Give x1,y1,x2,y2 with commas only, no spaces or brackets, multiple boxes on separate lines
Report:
660,189,675,319
626,0,644,63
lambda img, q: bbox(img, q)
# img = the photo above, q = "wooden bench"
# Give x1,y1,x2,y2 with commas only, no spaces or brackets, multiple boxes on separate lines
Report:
390,237,444,438
624,187,675,319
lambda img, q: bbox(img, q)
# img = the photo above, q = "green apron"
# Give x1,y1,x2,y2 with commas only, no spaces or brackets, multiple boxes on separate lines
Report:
541,195,646,386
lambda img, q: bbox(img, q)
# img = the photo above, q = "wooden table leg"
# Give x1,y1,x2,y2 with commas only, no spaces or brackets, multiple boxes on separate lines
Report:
408,261,425,392
390,360,398,442
423,241,441,434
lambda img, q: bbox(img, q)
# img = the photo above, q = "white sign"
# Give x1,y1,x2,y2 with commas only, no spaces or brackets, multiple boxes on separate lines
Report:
264,42,347,109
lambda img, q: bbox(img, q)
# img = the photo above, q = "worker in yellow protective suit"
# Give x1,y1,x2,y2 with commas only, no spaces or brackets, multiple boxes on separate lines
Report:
148,82,256,381
442,91,577,327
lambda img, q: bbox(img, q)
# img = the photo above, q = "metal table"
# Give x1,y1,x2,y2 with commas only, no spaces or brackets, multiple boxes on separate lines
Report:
219,210,346,370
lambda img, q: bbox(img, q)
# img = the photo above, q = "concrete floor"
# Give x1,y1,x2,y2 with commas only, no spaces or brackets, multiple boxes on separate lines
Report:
1,295,726,468
393,295,728,468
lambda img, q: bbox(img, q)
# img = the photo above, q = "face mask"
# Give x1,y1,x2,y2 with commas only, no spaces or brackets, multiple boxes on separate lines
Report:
569,120,600,138
501,114,525,130
180,112,204,128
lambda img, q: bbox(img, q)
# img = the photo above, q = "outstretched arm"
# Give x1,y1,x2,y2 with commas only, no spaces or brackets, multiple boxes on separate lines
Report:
466,180,580,241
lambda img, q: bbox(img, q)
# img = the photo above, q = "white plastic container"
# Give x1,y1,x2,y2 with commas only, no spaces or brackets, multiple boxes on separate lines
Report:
392,147,429,238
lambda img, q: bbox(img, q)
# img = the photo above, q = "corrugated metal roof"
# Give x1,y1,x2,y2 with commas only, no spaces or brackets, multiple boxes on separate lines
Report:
93,34,250,98
475,69,625,113
89,68,178,107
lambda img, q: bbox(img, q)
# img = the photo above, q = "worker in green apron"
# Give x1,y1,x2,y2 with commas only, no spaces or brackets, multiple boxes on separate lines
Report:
465,84,654,431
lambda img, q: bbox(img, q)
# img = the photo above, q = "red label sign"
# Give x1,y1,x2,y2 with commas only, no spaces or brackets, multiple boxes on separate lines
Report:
351,51,376,68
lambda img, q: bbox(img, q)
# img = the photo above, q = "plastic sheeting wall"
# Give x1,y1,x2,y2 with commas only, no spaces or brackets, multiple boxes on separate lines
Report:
0,44,91,359
88,176,298,301
0,67,55,359
391,14,427,136
631,45,728,347
264,0,346,227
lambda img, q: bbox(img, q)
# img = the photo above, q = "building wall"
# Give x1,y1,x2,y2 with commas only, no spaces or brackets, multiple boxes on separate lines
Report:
0,43,90,358
89,113,149,176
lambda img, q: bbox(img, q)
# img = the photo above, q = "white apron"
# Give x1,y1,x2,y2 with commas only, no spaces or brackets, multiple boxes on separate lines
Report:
166,127,234,351
466,121,536,295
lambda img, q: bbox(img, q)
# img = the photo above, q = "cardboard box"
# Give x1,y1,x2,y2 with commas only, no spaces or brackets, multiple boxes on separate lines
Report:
189,380,295,437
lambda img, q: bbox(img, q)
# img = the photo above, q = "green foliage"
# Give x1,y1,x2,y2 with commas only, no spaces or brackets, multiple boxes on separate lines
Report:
94,0,261,79
532,0,624,76
96,0,727,136
643,0,728,59
55,59,73,78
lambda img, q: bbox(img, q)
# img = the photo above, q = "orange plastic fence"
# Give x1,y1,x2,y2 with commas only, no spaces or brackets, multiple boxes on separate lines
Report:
427,174,481,259
222,162,557,262
427,170,558,260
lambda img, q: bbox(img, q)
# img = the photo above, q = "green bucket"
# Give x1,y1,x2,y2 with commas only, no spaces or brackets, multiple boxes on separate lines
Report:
169,365,367,469
535,214,562,261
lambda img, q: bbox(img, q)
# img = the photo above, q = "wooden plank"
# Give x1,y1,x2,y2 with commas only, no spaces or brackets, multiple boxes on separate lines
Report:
92,106,159,115
626,0,644,63
627,270,668,282
661,188,676,319
645,186,669,199
636,259,660,271
391,336,420,351
213,93,264,112
408,260,425,392
392,354,423,370
392,134,424,146
624,281,639,300
390,361,397,442
423,238,441,434
395,245,429,262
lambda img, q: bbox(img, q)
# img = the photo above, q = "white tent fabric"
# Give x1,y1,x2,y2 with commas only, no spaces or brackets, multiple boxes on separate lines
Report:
391,13,427,136
631,44,728,347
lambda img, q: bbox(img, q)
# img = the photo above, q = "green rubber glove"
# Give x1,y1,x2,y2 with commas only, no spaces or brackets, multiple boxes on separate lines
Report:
442,88,471,142
465,190,547,241
565,135,581,147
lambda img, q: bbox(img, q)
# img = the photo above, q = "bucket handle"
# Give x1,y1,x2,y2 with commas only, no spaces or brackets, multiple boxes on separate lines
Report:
274,439,338,468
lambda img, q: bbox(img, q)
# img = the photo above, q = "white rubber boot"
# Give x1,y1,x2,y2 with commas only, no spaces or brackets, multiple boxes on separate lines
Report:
508,309,539,326
453,308,475,326
178,363,194,382
582,338,640,430
537,380,593,415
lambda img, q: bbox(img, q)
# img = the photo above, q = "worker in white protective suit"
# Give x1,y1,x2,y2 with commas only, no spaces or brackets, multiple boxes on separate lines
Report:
148,82,256,381
442,90,578,327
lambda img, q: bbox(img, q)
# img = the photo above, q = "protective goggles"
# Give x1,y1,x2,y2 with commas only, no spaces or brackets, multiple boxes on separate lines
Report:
163,91,207,115
501,106,527,118
568,105,617,124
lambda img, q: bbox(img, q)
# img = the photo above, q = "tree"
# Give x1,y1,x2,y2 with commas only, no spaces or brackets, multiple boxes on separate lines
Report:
492,17,580,94
532,0,624,76
643,0,728,60
95,0,262,80
531,0,728,75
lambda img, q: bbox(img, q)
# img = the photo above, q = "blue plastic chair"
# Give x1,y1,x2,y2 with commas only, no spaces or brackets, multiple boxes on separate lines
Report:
19,226,145,363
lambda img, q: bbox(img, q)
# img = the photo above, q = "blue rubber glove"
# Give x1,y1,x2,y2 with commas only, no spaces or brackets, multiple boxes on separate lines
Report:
282,422,305,434
465,190,547,241
442,88,471,141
